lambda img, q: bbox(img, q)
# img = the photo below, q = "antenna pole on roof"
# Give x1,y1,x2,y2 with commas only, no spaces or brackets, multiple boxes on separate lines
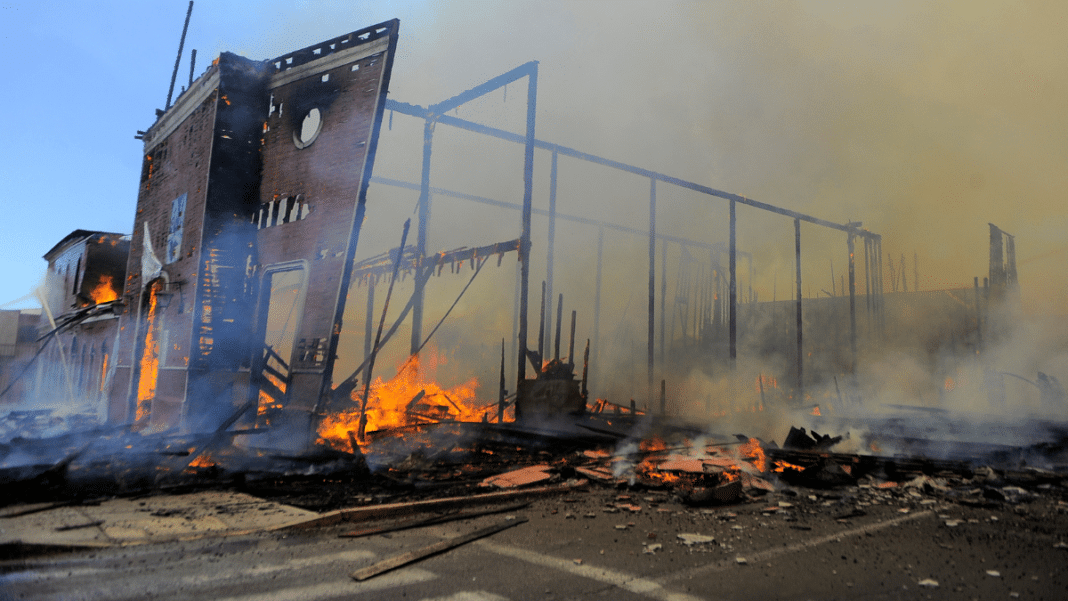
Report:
166,1,194,110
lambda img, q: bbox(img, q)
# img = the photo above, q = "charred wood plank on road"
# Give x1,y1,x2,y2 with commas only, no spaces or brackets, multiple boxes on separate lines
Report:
350,516,527,581
339,501,529,538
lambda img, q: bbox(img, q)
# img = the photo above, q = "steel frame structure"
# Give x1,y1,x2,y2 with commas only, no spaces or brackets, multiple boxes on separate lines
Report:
378,64,883,404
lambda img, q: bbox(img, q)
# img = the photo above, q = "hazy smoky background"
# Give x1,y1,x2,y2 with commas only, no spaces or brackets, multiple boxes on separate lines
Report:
310,0,1068,418
8,2,1065,436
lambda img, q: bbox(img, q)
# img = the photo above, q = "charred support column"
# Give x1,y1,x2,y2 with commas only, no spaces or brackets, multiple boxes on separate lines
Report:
412,62,539,387
794,218,803,393
592,226,604,391
647,178,656,407
411,118,435,355
864,237,872,313
545,151,558,350
363,278,375,382
516,64,538,386
554,293,563,361
188,49,197,89
498,339,506,423
660,240,667,366
847,230,858,372
729,199,737,367
568,310,576,364
537,281,546,362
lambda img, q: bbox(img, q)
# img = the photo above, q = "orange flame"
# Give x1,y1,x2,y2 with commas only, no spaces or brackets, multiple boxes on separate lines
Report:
811,406,822,416
317,351,482,450
89,275,119,305
737,437,767,472
944,377,955,391
772,459,805,473
135,284,160,423
189,454,215,468
754,374,778,393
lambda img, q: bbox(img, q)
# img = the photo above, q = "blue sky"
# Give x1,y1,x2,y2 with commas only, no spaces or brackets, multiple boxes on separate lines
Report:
2,1,1066,314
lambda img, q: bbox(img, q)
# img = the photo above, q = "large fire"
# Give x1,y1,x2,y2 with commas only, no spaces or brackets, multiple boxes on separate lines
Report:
317,351,483,450
135,283,161,425
89,275,119,305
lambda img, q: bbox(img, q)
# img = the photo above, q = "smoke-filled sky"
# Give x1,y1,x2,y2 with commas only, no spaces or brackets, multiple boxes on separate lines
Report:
1,1,1065,315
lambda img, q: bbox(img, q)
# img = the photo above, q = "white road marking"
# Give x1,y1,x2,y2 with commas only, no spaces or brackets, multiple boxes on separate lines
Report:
656,510,936,583
418,592,510,601
476,539,708,601
211,568,438,601
180,548,376,585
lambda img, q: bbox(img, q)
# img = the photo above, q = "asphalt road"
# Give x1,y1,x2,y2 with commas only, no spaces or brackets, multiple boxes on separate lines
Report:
2,486,1066,600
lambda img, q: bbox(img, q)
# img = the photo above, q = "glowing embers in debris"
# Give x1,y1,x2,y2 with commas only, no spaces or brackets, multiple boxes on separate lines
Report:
187,454,216,469
88,275,119,305
629,436,768,490
772,459,806,473
317,349,483,451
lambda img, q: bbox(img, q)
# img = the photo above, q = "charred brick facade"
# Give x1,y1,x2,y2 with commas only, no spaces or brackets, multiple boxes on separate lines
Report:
110,20,398,436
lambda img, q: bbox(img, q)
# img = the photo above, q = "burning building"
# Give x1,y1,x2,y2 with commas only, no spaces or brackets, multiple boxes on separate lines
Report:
107,21,399,443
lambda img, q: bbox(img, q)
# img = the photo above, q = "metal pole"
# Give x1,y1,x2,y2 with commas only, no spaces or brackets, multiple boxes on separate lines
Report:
166,1,194,110
412,118,434,355
554,293,563,361
498,339,506,423
568,310,576,364
545,151,558,351
647,178,656,407
363,277,375,383
592,226,604,391
729,199,737,366
848,232,857,372
794,218,803,394
537,281,546,362
660,239,667,367
516,65,537,387
188,49,197,89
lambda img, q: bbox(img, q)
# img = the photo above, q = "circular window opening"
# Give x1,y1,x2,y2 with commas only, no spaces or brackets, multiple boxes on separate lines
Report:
293,108,322,149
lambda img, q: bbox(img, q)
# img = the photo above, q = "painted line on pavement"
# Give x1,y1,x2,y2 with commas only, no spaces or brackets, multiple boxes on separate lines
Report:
476,539,712,601
656,510,935,584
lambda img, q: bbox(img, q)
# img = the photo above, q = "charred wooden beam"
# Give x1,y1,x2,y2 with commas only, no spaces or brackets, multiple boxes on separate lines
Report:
729,199,737,366
648,177,657,401
568,310,576,364
351,239,520,280
554,293,563,361
545,150,558,353
795,218,803,393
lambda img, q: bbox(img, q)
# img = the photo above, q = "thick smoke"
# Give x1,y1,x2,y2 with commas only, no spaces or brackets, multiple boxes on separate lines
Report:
316,2,1068,434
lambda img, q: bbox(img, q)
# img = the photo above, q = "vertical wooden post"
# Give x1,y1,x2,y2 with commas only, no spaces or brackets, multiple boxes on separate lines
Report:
545,151,558,350
660,239,667,366
592,226,604,391
537,281,546,363
516,64,537,388
659,379,666,416
848,232,857,372
648,178,657,406
498,339,506,423
554,293,563,361
794,218,803,394
363,277,375,384
729,199,737,367
411,119,434,355
581,339,590,399
568,310,576,364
